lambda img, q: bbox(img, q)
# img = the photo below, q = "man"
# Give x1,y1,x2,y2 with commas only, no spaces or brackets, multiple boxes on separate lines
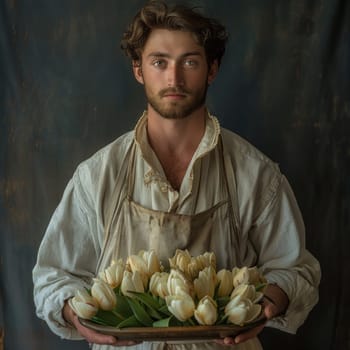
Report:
33,1,321,349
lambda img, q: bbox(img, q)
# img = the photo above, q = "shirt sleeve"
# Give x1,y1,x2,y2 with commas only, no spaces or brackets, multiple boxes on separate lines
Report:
32,167,101,339
250,175,321,334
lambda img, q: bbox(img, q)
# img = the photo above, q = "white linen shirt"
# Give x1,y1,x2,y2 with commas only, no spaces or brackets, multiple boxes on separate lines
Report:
33,113,320,345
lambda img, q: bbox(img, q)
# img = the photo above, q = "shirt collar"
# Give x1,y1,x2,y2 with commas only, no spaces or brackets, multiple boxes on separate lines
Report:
134,110,221,169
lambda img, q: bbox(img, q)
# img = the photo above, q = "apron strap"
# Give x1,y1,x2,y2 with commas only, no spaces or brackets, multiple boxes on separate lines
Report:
219,135,243,266
96,140,135,273
126,142,137,200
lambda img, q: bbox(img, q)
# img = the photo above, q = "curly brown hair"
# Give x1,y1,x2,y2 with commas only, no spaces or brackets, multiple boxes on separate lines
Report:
121,0,228,67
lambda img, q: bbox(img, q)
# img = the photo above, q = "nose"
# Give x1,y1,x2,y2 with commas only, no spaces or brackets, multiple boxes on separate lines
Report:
167,63,184,87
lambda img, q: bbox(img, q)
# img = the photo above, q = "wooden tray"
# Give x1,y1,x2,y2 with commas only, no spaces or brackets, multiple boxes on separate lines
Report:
79,315,266,341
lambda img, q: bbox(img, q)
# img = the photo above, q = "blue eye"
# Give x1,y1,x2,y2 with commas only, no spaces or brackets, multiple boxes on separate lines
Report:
184,59,197,67
153,60,166,68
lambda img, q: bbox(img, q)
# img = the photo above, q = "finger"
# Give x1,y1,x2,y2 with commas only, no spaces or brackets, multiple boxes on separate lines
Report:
77,325,118,345
213,338,236,346
74,316,140,346
223,337,236,345
234,324,265,344
115,340,141,347
80,329,140,346
71,314,116,345
263,301,279,319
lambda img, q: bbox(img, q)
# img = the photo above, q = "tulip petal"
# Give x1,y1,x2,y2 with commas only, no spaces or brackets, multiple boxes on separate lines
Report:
166,293,195,322
68,296,98,319
91,279,117,310
245,304,262,323
194,296,218,325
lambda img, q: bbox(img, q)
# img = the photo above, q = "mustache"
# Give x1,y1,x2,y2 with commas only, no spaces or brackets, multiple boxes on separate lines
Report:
159,87,190,96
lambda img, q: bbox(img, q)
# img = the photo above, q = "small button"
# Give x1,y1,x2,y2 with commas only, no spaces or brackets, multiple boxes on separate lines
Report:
160,185,168,192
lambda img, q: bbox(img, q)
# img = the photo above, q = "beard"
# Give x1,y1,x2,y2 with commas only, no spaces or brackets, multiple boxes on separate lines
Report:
144,83,208,120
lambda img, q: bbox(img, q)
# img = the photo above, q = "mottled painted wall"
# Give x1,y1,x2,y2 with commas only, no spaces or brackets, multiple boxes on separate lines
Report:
1,1,349,349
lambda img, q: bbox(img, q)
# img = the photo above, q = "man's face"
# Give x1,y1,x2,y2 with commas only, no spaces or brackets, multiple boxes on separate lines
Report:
133,29,217,119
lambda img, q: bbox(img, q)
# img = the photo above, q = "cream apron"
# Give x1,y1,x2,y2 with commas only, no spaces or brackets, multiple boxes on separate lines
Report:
93,138,262,350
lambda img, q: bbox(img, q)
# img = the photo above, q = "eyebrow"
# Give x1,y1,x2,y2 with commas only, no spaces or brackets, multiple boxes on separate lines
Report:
146,51,202,59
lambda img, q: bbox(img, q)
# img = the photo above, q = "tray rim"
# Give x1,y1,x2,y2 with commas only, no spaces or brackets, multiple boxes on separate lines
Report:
79,315,266,341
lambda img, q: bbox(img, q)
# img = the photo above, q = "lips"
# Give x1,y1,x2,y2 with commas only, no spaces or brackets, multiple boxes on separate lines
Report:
160,88,188,98
163,93,186,99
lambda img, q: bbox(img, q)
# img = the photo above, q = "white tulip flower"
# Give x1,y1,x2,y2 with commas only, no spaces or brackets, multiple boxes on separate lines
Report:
120,270,145,297
91,279,117,311
217,269,234,297
169,249,216,280
232,266,266,288
225,295,262,326
127,250,161,288
194,266,217,300
194,252,216,271
169,249,192,272
138,250,161,275
99,259,124,288
194,296,218,325
68,289,98,319
167,269,194,297
166,292,195,322
149,272,169,298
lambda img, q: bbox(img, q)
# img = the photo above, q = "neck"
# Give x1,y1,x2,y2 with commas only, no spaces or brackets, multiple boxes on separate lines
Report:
146,105,207,155
145,105,207,190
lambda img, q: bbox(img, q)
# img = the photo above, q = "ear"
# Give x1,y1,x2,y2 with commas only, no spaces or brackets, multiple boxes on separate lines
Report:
132,61,144,85
207,60,219,85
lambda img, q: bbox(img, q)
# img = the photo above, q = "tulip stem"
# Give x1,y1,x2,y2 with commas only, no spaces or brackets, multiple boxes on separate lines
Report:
112,310,125,320
187,318,196,326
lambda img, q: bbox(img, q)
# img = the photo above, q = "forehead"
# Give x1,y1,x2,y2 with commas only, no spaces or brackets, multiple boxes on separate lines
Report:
142,29,205,58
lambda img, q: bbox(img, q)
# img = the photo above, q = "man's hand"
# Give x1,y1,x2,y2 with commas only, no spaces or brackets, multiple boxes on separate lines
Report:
62,300,138,347
215,283,289,346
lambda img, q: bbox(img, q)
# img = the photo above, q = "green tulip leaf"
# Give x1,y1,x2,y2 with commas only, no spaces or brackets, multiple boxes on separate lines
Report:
158,304,171,316
213,282,221,299
157,296,166,306
90,316,113,327
147,307,164,320
153,316,182,327
152,317,171,328
216,296,230,309
216,314,229,325
115,294,133,317
255,283,267,292
127,298,154,326
128,292,165,319
117,315,143,328
128,292,161,309
91,310,123,327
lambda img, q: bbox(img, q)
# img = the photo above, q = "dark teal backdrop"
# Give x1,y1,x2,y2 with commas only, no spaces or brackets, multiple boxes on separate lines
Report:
1,1,349,349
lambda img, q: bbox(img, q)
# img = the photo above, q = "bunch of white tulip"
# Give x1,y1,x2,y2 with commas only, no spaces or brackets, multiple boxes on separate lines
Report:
69,249,267,328
169,249,216,280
